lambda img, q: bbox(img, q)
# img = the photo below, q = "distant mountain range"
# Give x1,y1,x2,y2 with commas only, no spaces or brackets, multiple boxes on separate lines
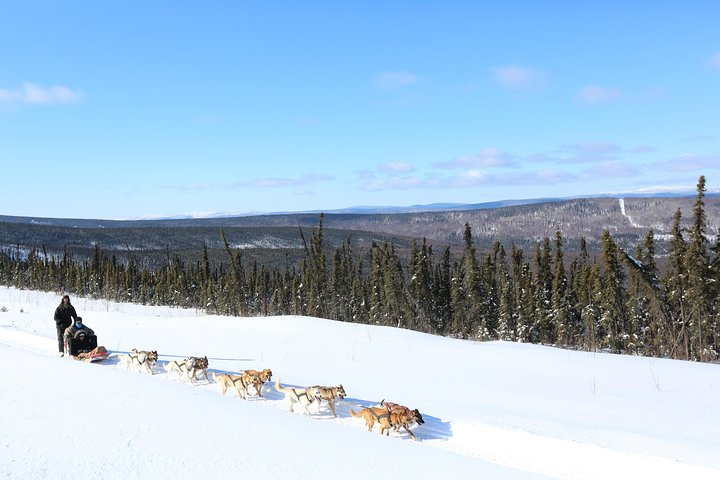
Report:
98,190,720,221
1,192,718,271
1,190,718,227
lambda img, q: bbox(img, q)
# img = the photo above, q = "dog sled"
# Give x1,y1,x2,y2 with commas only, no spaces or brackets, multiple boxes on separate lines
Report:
66,334,110,363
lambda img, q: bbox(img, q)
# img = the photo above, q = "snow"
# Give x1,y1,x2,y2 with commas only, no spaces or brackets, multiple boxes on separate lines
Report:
619,198,643,228
1,287,719,480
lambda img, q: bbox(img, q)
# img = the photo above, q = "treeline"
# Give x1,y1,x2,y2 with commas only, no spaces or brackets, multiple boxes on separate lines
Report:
1,176,718,362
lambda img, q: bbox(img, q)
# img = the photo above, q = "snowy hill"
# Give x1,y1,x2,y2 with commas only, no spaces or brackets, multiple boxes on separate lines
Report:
1,287,718,479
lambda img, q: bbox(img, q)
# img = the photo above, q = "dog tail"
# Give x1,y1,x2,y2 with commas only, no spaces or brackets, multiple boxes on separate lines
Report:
274,378,287,393
349,408,363,418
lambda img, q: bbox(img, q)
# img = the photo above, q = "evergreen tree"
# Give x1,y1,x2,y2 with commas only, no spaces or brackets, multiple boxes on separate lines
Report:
599,230,628,353
685,176,713,360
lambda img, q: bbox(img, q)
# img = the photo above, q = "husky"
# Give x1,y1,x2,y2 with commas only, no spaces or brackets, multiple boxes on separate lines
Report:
164,355,208,382
121,349,158,374
211,371,249,399
275,379,315,415
241,368,273,397
306,384,346,417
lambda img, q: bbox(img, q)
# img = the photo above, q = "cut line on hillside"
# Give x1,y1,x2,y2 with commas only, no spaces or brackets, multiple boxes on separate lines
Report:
619,198,643,228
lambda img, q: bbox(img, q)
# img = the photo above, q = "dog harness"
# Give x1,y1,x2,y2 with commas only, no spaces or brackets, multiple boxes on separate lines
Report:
131,352,148,365
291,389,311,402
231,376,247,388
369,408,390,420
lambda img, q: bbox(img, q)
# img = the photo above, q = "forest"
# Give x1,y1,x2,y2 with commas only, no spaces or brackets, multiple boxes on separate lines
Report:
1,176,717,362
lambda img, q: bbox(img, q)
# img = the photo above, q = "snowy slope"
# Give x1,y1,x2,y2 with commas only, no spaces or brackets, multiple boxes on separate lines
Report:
1,287,718,480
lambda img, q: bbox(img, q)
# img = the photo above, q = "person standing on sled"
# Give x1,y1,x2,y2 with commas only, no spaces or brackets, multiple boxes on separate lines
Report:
54,295,78,357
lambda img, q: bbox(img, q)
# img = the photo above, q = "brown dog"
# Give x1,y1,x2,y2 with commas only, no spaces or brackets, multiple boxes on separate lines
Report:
307,384,346,417
380,400,424,441
350,406,395,436
381,400,425,426
211,371,249,399
242,368,273,397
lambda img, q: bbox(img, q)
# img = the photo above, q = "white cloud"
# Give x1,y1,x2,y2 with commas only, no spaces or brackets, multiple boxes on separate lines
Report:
654,154,720,171
433,148,515,169
577,86,621,103
492,65,547,91
241,173,334,188
379,162,415,174
0,83,82,105
373,71,418,89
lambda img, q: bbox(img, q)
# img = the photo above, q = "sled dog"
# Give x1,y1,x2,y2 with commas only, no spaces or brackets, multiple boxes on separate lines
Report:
307,384,346,417
164,356,208,382
349,406,394,436
275,379,315,415
211,371,249,399
164,358,190,379
380,401,423,441
242,368,273,397
187,356,210,382
122,349,158,374
380,400,425,427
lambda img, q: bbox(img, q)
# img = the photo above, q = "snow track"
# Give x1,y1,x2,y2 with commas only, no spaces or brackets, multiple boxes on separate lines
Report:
2,287,719,480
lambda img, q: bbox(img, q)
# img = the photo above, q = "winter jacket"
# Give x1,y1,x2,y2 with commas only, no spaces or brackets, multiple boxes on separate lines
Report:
63,324,95,343
54,304,78,326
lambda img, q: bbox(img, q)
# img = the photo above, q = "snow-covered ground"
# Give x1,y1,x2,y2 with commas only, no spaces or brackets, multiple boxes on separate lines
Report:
1,286,718,479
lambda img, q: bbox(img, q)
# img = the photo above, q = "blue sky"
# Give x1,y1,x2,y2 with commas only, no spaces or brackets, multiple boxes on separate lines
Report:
1,1,719,219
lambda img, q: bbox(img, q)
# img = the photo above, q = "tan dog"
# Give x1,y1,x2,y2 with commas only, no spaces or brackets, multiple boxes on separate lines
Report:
307,384,346,417
350,406,395,436
211,371,249,399
275,379,314,415
242,368,273,397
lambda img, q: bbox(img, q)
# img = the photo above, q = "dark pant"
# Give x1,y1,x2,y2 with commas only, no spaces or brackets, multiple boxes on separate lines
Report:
55,321,70,352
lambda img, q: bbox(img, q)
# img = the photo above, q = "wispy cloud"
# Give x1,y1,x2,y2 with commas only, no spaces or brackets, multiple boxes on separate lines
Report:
373,71,418,89
379,162,415,174
577,85,621,104
492,65,547,91
629,145,657,153
653,154,720,172
680,134,714,143
0,83,82,105
707,52,720,69
567,141,622,155
548,141,623,163
240,173,334,188
361,168,575,191
580,161,641,179
433,148,516,169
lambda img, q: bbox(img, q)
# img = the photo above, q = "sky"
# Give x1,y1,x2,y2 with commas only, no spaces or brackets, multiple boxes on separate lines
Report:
1,1,719,220
2,286,719,479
